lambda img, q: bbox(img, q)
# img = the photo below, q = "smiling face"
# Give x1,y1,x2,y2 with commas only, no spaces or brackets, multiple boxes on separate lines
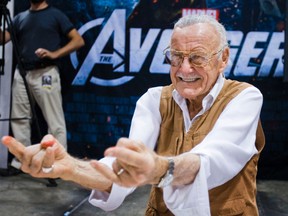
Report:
169,23,229,103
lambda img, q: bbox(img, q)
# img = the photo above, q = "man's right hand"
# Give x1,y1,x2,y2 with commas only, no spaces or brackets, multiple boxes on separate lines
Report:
2,135,113,192
1,134,73,179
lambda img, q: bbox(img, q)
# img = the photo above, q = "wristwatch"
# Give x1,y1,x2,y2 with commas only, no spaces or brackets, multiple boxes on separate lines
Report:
157,158,175,188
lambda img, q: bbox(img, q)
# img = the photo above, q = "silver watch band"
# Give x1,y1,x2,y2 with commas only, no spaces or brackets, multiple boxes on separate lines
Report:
157,158,174,188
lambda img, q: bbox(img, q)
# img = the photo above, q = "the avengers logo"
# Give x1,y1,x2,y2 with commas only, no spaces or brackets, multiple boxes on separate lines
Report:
70,10,131,86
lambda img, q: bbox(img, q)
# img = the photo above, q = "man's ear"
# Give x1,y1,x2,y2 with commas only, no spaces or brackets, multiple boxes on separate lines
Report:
222,47,229,64
219,47,229,73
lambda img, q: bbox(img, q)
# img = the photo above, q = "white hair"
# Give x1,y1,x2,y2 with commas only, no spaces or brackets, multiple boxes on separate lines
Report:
174,14,228,48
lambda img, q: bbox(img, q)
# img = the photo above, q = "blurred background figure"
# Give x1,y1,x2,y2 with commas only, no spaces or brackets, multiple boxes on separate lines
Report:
0,0,84,170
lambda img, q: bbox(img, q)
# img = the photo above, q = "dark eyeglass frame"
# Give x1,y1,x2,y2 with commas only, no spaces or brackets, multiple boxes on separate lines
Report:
163,44,228,68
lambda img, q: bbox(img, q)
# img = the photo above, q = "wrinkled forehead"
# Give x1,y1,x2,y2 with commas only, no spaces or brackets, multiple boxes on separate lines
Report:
170,23,220,51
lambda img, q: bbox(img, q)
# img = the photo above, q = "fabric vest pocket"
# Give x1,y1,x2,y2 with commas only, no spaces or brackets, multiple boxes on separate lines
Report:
216,198,246,215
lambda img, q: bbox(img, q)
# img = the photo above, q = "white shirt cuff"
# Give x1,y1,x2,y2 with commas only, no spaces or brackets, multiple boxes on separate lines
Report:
89,183,133,212
88,156,135,211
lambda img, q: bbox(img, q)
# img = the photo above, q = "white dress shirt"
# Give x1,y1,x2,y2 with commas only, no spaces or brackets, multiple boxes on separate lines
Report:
89,75,263,216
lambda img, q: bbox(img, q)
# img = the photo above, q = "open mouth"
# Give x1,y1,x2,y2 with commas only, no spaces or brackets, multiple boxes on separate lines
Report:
179,76,201,82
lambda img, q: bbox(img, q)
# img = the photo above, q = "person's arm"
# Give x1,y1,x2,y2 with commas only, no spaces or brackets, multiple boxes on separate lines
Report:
191,86,263,188
1,135,112,192
35,28,85,59
0,29,11,44
91,137,200,187
64,157,112,191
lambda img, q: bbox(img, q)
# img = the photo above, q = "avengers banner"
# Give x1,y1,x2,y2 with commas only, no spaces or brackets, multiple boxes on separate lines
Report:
13,0,285,96
10,0,287,170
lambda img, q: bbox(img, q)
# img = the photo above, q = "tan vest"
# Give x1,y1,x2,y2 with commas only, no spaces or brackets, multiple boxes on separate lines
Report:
145,79,265,216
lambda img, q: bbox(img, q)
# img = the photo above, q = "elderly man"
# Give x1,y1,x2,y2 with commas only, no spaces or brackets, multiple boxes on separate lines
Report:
2,14,264,216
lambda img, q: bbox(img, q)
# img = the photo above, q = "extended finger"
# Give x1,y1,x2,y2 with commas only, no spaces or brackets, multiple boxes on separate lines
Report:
90,160,141,187
40,134,57,149
115,138,143,151
105,146,146,168
1,136,25,161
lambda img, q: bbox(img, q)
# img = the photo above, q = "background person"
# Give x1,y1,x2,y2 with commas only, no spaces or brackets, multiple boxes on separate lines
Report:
0,0,84,168
1,14,264,215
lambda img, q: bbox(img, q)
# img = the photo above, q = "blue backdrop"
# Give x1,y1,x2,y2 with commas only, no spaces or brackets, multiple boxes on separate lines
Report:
14,0,287,180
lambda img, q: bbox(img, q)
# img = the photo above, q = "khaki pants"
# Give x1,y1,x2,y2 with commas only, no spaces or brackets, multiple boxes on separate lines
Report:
11,66,67,149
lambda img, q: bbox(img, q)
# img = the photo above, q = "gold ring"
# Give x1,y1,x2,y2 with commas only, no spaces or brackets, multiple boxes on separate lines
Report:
117,168,124,175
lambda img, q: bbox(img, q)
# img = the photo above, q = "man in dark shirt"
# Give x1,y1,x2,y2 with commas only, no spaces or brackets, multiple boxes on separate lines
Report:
0,0,84,169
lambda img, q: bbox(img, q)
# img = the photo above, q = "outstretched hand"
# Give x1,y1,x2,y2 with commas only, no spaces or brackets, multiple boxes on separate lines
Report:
90,138,168,188
1,135,73,179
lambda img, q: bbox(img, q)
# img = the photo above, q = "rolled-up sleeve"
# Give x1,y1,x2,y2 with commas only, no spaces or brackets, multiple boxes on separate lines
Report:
88,157,135,211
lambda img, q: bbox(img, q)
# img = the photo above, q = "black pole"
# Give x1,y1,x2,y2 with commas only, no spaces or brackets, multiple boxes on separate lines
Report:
0,19,5,75
284,0,288,82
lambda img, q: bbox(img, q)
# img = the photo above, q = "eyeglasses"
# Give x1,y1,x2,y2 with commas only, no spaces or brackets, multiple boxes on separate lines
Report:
163,44,227,68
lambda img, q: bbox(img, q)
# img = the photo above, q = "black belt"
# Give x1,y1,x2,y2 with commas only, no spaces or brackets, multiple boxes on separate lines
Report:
21,62,55,70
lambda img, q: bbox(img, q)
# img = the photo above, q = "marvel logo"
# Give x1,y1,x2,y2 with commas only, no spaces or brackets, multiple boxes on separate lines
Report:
182,9,219,20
